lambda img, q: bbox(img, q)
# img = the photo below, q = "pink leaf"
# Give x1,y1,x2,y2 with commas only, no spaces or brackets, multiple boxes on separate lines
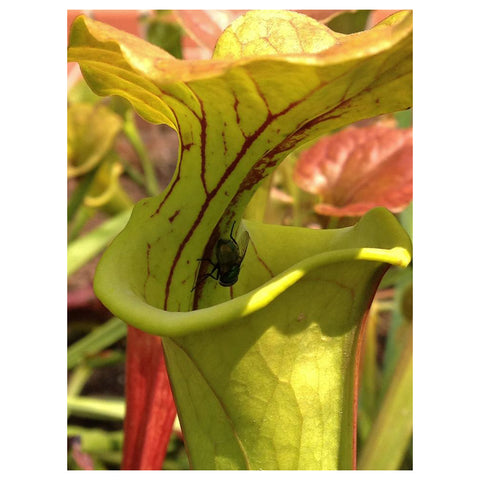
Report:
174,10,247,53
71,438,94,470
294,124,412,217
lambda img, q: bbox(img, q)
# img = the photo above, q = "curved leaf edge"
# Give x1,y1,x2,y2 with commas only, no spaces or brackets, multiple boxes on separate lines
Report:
68,11,412,88
93,208,411,337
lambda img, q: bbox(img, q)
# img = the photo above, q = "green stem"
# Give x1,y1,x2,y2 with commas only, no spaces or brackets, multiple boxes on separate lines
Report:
380,279,412,399
326,216,340,229
123,109,160,196
292,188,314,227
359,304,379,442
68,317,127,369
243,176,271,222
68,364,92,397
67,364,93,418
67,167,98,223
85,351,125,369
68,204,95,243
67,207,132,277
67,396,125,421
358,325,412,470
117,153,146,188
281,154,312,228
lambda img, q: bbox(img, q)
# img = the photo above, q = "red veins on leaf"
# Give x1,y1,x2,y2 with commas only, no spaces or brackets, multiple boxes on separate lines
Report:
293,124,412,217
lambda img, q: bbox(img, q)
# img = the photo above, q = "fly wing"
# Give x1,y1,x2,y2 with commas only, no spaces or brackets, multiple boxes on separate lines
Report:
236,229,250,262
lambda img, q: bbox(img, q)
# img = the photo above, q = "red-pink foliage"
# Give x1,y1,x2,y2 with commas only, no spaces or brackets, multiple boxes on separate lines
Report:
294,124,412,217
121,327,177,470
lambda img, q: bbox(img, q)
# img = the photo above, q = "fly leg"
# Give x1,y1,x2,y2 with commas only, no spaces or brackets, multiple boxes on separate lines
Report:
229,221,239,247
191,260,219,291
197,257,217,267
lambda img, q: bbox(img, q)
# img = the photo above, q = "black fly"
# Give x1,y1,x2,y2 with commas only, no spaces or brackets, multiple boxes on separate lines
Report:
192,222,249,291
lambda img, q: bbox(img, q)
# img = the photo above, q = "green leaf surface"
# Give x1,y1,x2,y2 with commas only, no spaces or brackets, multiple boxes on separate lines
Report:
162,209,411,469
68,10,412,470
91,206,411,469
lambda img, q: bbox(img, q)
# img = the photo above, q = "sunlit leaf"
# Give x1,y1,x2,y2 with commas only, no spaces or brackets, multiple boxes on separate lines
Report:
174,10,346,56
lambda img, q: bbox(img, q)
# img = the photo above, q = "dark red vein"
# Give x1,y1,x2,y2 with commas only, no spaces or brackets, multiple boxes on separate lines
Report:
143,242,152,298
164,54,408,308
197,98,208,195
151,88,203,217
249,237,274,278
168,210,180,223
164,82,320,308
